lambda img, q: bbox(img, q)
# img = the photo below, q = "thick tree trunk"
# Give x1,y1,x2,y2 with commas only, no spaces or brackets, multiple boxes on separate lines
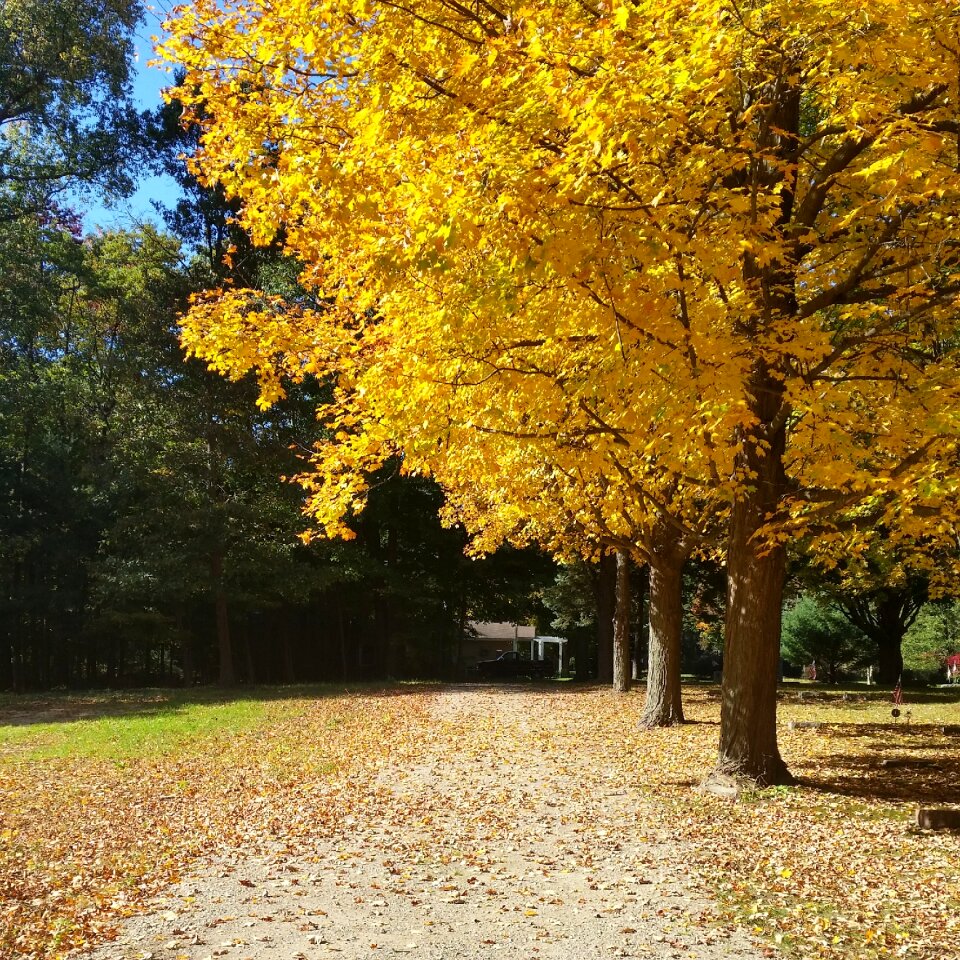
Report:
875,630,905,685
840,590,915,686
718,522,791,784
716,377,793,786
613,551,631,693
641,537,686,727
210,550,236,686
595,552,616,682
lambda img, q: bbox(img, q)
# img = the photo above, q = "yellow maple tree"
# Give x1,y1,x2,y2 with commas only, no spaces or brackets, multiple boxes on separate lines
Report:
163,0,960,784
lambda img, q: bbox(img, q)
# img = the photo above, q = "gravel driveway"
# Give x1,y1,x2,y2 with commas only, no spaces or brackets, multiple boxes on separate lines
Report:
85,686,762,960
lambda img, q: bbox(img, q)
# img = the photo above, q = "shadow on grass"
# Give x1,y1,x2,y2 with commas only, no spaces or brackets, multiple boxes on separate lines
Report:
790,721,960,804
798,758,960,805
778,682,960,706
0,677,679,728
0,682,441,728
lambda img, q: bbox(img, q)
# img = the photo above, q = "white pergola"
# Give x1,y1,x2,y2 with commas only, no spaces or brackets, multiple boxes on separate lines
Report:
513,634,569,675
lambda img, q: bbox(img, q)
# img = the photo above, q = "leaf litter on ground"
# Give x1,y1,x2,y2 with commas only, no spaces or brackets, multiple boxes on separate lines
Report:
1,683,958,960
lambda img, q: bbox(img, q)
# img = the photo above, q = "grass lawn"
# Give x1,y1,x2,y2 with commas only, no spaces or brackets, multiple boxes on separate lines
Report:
1,682,958,960
0,684,431,959
0,689,278,761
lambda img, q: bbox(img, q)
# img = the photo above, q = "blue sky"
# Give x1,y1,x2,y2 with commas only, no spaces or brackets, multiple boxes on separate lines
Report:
83,5,182,230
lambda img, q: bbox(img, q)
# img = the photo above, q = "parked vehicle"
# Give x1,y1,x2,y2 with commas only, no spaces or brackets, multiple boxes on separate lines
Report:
476,650,554,680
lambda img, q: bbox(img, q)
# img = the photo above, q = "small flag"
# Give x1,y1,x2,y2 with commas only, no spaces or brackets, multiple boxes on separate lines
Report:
893,680,903,705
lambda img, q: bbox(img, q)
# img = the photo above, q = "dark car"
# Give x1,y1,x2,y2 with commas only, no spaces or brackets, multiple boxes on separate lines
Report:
476,650,554,680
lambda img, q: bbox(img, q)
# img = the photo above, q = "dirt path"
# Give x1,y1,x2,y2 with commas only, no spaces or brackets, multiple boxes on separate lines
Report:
85,687,762,960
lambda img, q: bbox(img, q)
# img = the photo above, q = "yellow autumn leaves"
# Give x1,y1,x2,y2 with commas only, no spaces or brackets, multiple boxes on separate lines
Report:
162,0,960,777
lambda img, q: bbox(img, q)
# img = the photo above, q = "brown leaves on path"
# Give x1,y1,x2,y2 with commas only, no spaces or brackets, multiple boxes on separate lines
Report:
2,684,959,960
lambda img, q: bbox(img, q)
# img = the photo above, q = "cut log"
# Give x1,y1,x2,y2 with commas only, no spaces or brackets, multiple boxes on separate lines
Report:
917,808,960,831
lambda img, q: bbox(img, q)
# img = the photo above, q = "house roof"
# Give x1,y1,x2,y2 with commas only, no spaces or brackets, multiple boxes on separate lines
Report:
468,621,536,640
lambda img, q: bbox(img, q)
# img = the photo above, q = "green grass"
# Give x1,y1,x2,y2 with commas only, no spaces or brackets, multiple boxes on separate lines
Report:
0,698,267,761
0,685,339,761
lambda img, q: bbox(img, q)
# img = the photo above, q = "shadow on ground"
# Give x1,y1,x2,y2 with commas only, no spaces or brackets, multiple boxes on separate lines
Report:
0,682,442,728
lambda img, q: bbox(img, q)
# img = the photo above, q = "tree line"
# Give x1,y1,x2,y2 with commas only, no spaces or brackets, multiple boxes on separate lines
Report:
0,1,560,689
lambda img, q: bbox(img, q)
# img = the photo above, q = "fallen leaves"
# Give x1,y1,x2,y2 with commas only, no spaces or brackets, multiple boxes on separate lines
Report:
606,686,960,960
1,684,958,960
0,689,433,959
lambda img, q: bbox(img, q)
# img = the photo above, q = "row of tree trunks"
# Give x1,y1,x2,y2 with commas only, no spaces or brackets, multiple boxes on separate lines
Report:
600,525,687,726
600,440,791,780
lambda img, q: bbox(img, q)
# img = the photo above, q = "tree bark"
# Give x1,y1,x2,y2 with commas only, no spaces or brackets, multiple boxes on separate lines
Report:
632,565,647,682
838,587,920,685
243,623,257,684
595,552,616,682
875,628,905,685
181,636,194,686
571,630,587,681
641,532,687,727
613,551,631,693
337,601,349,681
716,373,793,786
210,550,236,686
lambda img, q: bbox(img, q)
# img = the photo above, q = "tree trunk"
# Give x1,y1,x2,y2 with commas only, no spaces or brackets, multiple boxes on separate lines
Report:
595,552,616,682
641,536,686,727
840,590,916,686
181,636,194,686
180,611,195,686
570,631,587,681
632,565,647,682
716,378,793,786
875,629,905,685
85,635,97,686
613,551,631,693
210,550,235,686
243,623,257,684
338,601,349,681
106,634,117,686
455,600,467,680
282,635,296,683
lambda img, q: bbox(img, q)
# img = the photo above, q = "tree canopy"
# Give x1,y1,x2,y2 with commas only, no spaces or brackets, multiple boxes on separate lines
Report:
0,0,142,219
162,1,960,782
